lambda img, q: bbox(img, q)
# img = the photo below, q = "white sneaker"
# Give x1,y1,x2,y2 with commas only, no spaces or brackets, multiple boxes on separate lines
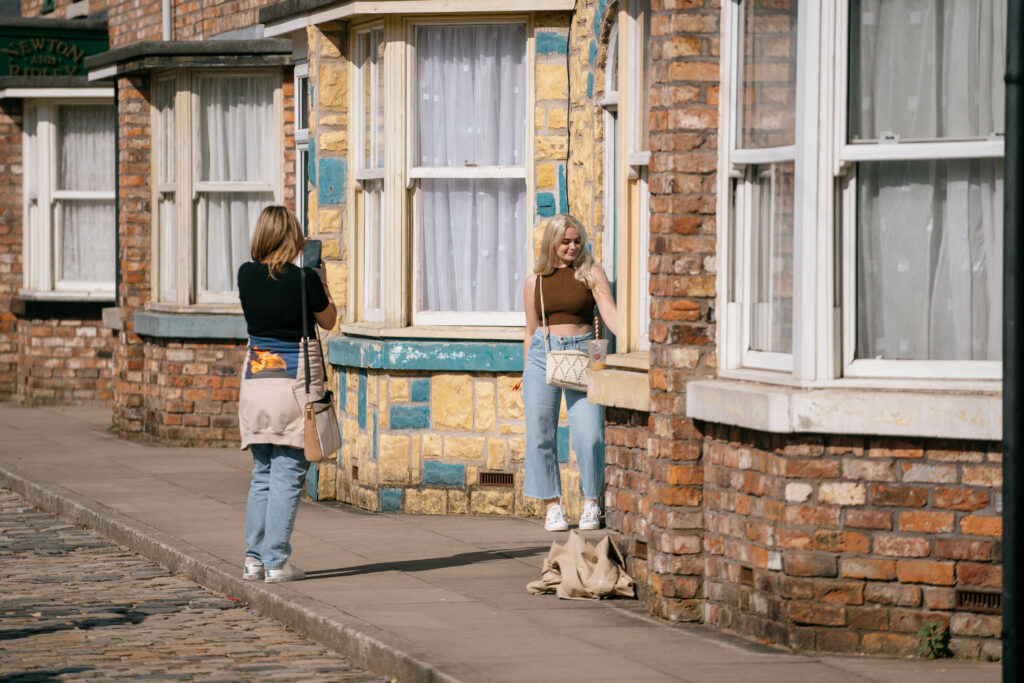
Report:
265,563,305,583
544,505,569,532
243,557,264,581
579,500,602,530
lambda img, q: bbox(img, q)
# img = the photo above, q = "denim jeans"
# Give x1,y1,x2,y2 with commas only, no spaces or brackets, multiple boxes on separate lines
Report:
245,443,308,570
523,329,605,501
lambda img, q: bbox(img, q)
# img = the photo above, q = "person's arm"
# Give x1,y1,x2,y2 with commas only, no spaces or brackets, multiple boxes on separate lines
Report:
590,264,618,338
313,264,338,330
523,273,539,370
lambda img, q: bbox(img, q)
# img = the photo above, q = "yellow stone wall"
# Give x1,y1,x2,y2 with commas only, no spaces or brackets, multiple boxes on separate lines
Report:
298,9,614,520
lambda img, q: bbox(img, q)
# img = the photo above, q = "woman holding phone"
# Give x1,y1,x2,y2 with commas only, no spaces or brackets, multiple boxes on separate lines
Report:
236,205,336,583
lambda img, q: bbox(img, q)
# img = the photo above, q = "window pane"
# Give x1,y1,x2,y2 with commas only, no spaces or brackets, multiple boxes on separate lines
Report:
849,0,1006,142
57,105,114,191
417,178,526,313
200,192,274,293
749,163,794,354
639,2,651,151
297,75,309,132
359,29,385,169
154,78,175,185
415,24,526,167
362,180,385,314
856,159,1002,360
198,75,275,182
740,0,798,149
159,194,176,302
58,199,115,283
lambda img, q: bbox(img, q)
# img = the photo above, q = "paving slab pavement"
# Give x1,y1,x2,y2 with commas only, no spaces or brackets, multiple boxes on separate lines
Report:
0,404,1003,683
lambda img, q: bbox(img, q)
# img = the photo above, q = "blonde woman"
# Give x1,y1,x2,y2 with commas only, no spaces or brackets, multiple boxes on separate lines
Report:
522,214,618,531
237,205,336,582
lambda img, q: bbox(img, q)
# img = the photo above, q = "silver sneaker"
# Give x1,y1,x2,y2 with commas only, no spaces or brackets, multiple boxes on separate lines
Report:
544,505,569,532
243,557,264,581
579,500,602,530
265,563,305,583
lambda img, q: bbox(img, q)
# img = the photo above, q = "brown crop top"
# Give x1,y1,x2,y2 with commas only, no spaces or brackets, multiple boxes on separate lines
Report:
535,267,596,326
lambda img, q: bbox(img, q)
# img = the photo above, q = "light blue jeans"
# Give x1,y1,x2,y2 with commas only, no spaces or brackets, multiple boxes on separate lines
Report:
245,443,308,570
523,329,605,501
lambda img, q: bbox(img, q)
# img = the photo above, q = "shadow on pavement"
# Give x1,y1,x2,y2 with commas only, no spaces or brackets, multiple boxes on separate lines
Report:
304,545,550,580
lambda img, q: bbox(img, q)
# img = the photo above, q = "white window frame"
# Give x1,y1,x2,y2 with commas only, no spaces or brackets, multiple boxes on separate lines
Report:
352,23,387,323
151,68,284,310
21,95,116,300
407,16,531,327
718,0,1004,389
611,0,652,353
295,61,310,236
600,21,619,299
346,15,534,330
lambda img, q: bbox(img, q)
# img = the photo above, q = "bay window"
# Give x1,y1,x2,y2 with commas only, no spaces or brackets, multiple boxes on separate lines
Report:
152,70,282,307
350,18,529,329
22,99,115,298
720,0,1005,385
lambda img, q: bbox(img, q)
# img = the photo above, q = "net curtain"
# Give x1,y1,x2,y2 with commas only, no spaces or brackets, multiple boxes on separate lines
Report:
415,24,527,314
198,75,275,294
853,0,1005,361
58,105,115,284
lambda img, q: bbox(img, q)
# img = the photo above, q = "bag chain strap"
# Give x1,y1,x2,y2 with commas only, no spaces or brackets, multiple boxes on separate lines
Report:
300,268,328,400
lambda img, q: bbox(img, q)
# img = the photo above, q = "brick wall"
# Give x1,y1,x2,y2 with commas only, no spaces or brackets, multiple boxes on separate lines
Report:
604,407,651,593
639,0,720,623
113,75,151,438
701,424,1003,660
142,340,243,445
15,317,115,405
0,101,22,399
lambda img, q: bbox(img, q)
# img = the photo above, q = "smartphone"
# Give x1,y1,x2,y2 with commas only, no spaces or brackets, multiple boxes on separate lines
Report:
303,239,322,269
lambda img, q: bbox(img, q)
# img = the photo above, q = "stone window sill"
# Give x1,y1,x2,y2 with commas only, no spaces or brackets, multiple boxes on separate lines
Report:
132,311,247,340
686,378,1001,441
327,335,522,372
589,352,650,412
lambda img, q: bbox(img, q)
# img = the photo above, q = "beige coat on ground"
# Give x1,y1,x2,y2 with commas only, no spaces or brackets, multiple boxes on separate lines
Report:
527,530,636,600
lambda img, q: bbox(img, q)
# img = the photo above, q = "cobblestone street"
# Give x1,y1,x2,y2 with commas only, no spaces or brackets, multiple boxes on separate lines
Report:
0,488,390,682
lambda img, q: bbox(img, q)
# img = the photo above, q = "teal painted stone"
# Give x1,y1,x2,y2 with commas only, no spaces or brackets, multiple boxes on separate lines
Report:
328,337,523,372
589,41,598,65
557,425,570,464
410,378,431,402
558,165,568,213
391,405,430,430
381,488,403,512
537,192,556,217
318,157,346,205
305,463,319,499
423,462,465,487
536,32,568,55
586,72,595,98
358,369,367,429
308,144,316,185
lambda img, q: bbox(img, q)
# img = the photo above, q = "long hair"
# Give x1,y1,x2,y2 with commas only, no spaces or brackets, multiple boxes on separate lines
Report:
250,205,304,278
533,214,596,289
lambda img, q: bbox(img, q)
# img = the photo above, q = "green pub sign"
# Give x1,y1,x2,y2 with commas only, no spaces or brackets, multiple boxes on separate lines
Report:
0,24,108,78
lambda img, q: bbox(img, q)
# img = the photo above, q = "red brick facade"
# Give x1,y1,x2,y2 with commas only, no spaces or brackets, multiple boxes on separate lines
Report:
701,426,1002,659
0,101,22,399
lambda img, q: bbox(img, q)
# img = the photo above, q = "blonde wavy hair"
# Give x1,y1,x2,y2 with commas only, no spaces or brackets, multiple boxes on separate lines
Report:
533,214,596,289
250,205,304,278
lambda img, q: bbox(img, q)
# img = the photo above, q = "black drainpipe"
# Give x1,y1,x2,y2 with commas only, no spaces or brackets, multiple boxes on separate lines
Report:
112,82,121,311
1003,1,1022,679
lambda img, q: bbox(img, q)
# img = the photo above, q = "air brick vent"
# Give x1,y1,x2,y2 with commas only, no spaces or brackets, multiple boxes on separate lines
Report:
955,589,1001,614
480,471,514,487
740,566,754,587
635,540,648,560
352,464,359,482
